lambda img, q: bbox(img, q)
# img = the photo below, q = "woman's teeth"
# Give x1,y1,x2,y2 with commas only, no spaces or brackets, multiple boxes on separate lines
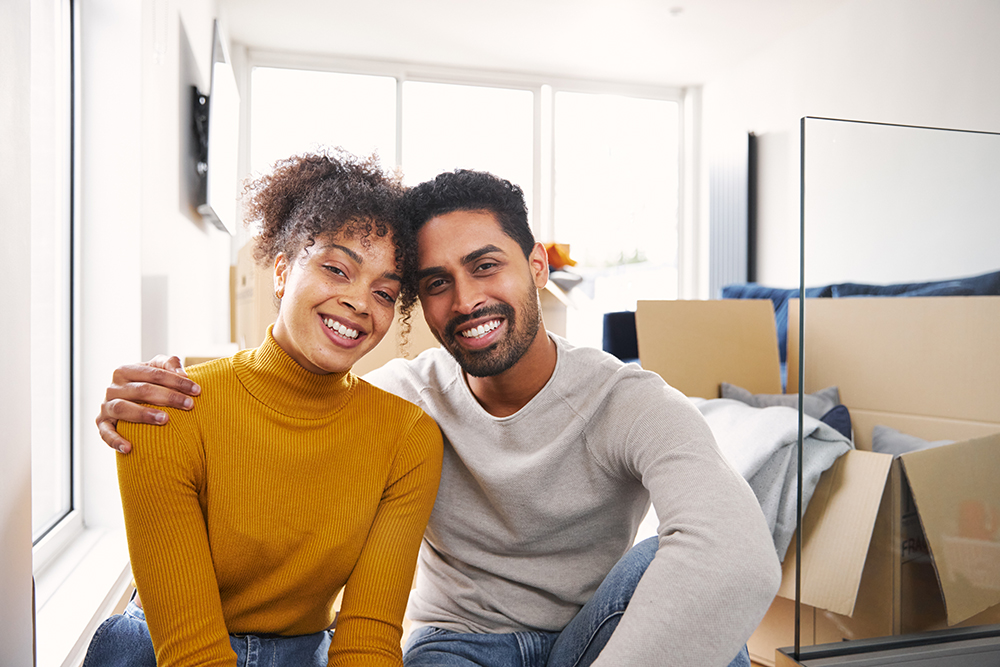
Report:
460,320,500,339
324,318,358,339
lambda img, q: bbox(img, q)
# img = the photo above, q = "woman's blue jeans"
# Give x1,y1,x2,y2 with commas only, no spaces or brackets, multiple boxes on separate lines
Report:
403,536,751,667
82,596,332,667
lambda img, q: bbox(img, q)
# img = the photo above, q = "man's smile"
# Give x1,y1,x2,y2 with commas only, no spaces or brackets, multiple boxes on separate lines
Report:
458,319,502,339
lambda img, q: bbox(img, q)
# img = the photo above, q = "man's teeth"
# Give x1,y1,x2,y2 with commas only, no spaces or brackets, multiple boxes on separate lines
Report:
324,318,359,339
460,320,501,339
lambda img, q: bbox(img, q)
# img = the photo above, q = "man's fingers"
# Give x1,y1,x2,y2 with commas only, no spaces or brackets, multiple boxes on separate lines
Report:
97,418,132,454
103,397,174,424
148,354,187,376
96,357,200,454
108,364,201,401
125,382,196,411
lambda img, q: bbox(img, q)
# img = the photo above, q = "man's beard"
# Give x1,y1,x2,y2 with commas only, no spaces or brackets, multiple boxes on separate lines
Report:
439,285,542,378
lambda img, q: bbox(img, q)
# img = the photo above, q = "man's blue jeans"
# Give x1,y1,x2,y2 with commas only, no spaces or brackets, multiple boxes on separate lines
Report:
403,536,751,667
82,595,332,667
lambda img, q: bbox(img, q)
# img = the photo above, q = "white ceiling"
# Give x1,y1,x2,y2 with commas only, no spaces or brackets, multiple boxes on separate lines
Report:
219,0,848,87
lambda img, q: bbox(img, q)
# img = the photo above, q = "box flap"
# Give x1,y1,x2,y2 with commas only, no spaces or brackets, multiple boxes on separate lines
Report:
635,300,782,399
900,431,1000,625
778,449,893,616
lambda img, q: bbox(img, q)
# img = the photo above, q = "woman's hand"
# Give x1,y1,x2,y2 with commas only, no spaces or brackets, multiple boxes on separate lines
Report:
96,355,201,454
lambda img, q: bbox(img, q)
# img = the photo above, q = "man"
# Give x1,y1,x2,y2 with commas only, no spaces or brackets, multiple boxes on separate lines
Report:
98,170,781,666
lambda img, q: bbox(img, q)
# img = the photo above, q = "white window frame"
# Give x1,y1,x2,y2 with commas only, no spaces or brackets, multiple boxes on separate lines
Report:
32,1,138,665
31,0,79,567
242,50,702,298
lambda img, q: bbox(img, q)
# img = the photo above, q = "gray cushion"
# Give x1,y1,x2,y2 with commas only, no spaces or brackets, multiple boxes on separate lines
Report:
871,425,955,458
721,382,841,420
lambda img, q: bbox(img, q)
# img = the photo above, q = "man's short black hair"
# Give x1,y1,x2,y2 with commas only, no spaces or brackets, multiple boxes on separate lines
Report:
404,170,535,258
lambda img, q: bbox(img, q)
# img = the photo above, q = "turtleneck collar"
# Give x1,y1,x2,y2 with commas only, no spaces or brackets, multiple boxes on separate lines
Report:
232,326,355,420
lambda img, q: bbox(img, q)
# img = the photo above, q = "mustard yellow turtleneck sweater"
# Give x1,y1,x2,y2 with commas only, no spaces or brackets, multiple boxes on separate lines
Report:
117,330,443,667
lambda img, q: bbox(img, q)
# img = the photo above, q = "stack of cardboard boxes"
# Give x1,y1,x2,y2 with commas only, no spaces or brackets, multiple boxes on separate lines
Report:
635,297,1000,665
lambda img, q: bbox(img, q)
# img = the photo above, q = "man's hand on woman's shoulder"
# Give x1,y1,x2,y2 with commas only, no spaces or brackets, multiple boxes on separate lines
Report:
96,355,202,454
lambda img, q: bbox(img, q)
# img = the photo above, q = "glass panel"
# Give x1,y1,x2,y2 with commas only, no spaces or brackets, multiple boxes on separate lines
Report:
797,117,1000,655
553,92,679,349
250,68,397,174
31,0,74,542
400,81,533,198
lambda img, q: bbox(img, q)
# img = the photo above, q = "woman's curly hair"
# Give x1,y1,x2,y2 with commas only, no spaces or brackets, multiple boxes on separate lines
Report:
242,148,417,340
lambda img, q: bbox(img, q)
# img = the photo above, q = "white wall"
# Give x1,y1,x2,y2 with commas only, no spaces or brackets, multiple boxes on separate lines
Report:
76,0,226,571
702,0,1000,288
140,0,235,363
802,117,1000,286
0,0,38,662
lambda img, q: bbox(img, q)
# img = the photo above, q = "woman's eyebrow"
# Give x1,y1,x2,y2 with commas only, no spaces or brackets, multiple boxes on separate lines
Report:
320,243,363,265
318,243,400,281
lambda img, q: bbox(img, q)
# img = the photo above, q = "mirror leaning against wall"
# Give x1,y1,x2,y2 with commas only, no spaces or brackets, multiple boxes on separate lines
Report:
779,118,1000,665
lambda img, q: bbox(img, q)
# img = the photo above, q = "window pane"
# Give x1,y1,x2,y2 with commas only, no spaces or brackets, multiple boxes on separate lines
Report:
401,81,533,208
553,92,680,349
31,0,74,541
250,68,397,174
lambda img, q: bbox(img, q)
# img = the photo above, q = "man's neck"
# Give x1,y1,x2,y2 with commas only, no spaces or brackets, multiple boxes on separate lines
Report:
465,329,557,418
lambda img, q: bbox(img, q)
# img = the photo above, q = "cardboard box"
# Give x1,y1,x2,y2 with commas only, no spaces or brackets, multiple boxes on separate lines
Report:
635,297,1000,666
234,242,278,351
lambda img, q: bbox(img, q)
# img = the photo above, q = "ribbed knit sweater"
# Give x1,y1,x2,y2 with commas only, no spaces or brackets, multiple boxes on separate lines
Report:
365,333,781,667
117,331,443,667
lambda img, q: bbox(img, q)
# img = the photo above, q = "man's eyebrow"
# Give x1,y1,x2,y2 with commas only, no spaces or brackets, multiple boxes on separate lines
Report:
416,244,506,282
462,245,504,265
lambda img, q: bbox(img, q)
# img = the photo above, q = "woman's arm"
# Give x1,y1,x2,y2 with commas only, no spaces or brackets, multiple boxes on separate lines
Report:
118,413,236,666
327,412,443,667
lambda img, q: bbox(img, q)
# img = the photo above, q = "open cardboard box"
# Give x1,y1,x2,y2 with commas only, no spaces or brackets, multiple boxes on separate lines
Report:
635,297,1000,666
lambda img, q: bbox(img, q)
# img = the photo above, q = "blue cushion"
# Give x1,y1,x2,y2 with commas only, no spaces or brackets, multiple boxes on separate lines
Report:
602,311,639,363
831,280,973,297
819,405,852,440
831,269,1000,298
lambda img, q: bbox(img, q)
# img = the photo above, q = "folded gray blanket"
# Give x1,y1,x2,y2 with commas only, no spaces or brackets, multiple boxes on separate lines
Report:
691,398,852,561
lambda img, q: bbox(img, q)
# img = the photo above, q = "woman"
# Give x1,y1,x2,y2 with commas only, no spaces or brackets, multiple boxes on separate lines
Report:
84,150,443,667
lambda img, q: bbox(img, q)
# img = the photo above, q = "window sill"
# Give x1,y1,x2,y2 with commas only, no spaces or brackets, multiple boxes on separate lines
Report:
34,526,132,667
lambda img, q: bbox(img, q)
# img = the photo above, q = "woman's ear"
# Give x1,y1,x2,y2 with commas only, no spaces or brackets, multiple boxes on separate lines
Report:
529,242,550,289
273,253,289,300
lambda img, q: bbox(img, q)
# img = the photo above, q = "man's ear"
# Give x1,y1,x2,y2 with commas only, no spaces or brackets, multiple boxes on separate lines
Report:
273,253,289,300
528,242,550,289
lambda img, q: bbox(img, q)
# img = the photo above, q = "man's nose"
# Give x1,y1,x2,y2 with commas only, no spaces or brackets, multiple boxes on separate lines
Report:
452,274,487,315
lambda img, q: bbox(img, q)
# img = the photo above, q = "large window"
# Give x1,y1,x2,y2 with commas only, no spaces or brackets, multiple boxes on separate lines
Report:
400,80,534,195
31,0,76,547
249,60,682,347
250,67,397,175
553,92,680,349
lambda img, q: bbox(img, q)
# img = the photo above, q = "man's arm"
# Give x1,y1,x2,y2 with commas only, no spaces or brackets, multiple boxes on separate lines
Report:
96,356,202,454
592,380,781,667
